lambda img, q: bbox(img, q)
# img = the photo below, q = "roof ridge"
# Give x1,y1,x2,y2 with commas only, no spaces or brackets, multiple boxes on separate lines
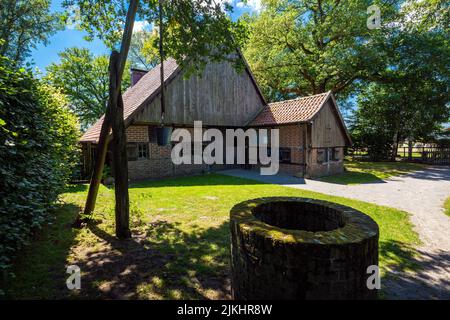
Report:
267,91,330,106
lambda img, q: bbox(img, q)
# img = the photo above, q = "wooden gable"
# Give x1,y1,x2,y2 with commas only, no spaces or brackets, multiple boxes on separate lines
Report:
132,59,266,127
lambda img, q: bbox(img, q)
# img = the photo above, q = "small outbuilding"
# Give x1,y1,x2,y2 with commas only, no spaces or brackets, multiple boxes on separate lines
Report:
249,91,352,177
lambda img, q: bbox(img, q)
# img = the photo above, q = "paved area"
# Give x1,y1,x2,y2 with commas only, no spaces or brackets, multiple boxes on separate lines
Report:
222,166,450,299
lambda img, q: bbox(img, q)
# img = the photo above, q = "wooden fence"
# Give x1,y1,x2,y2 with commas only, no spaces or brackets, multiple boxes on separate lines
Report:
348,146,450,165
398,146,450,165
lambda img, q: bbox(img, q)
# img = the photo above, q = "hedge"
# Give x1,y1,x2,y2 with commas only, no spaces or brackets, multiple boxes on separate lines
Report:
0,55,80,278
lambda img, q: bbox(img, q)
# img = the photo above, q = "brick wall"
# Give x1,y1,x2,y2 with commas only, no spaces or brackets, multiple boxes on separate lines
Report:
125,124,344,180
306,147,344,178
126,125,149,142
278,125,304,164
126,125,232,180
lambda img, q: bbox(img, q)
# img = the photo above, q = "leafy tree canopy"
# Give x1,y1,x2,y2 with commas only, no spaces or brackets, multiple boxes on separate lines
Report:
351,21,449,159
0,0,64,66
129,28,160,69
45,47,131,130
62,0,248,76
242,0,403,101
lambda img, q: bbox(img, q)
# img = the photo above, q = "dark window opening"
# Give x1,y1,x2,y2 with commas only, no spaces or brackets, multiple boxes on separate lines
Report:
127,143,149,161
332,148,340,161
138,143,149,159
279,147,291,163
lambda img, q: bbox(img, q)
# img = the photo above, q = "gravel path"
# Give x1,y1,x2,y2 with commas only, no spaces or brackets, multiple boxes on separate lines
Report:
222,166,450,299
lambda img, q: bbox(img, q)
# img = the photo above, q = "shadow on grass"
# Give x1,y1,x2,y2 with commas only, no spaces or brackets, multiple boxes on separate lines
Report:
64,184,89,193
73,223,447,300
69,220,231,299
7,199,447,299
3,202,82,299
318,171,386,185
380,240,450,299
130,172,267,189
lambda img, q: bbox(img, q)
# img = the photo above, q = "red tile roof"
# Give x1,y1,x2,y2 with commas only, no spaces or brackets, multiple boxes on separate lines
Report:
80,58,180,142
250,92,331,126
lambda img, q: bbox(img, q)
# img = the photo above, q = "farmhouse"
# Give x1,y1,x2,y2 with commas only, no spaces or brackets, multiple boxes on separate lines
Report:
80,54,351,179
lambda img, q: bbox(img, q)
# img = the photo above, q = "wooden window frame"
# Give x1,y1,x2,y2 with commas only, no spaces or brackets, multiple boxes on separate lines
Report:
138,143,149,160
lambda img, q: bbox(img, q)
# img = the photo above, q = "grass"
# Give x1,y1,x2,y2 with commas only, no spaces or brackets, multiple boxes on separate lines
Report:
319,160,425,185
444,197,450,217
5,174,420,299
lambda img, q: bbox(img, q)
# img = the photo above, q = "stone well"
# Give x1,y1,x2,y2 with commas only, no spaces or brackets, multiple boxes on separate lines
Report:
230,197,379,300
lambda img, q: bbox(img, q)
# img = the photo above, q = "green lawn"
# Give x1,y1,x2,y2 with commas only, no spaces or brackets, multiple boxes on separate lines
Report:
444,197,450,217
6,174,420,299
319,160,425,185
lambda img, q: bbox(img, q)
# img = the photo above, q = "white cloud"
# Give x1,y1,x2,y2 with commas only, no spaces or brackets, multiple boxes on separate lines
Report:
133,21,151,33
236,0,261,12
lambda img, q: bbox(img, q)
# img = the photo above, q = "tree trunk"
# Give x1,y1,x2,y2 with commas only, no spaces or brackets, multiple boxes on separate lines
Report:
408,140,413,161
81,0,139,238
391,131,399,161
82,108,112,218
112,90,131,239
159,0,165,122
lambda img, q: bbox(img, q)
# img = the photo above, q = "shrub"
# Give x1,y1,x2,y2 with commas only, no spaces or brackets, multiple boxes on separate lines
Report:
0,55,80,275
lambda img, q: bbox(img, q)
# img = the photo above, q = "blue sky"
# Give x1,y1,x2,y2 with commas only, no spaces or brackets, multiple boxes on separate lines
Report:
29,0,261,72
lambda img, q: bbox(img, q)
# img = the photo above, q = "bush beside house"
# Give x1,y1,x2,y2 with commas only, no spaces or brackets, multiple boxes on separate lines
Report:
0,55,80,278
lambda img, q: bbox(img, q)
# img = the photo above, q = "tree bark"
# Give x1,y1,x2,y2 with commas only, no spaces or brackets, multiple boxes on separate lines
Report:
112,89,131,239
82,105,112,218
391,131,399,161
408,140,413,161
81,0,139,238
159,0,165,122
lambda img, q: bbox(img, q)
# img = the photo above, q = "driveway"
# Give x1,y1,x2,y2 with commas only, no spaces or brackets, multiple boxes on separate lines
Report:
222,166,450,299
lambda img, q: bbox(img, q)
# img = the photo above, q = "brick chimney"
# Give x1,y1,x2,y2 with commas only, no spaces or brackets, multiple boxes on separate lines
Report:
130,68,148,86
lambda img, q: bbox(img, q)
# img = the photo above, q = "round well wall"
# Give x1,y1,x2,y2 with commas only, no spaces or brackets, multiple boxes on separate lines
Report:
230,197,379,300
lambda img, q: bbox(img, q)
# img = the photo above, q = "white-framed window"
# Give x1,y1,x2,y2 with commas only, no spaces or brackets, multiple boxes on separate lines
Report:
127,143,149,161
138,143,149,159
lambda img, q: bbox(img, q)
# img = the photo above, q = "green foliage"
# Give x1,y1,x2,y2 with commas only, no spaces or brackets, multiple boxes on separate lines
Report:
444,197,450,218
0,0,64,66
62,0,248,76
102,164,112,180
0,55,80,274
129,28,160,70
242,0,399,101
351,28,450,160
45,47,131,130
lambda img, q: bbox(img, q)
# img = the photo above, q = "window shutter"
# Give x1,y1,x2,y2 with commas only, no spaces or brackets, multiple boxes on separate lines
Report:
127,143,138,161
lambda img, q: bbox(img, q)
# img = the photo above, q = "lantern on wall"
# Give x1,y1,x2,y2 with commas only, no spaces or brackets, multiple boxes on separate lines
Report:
155,125,172,146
